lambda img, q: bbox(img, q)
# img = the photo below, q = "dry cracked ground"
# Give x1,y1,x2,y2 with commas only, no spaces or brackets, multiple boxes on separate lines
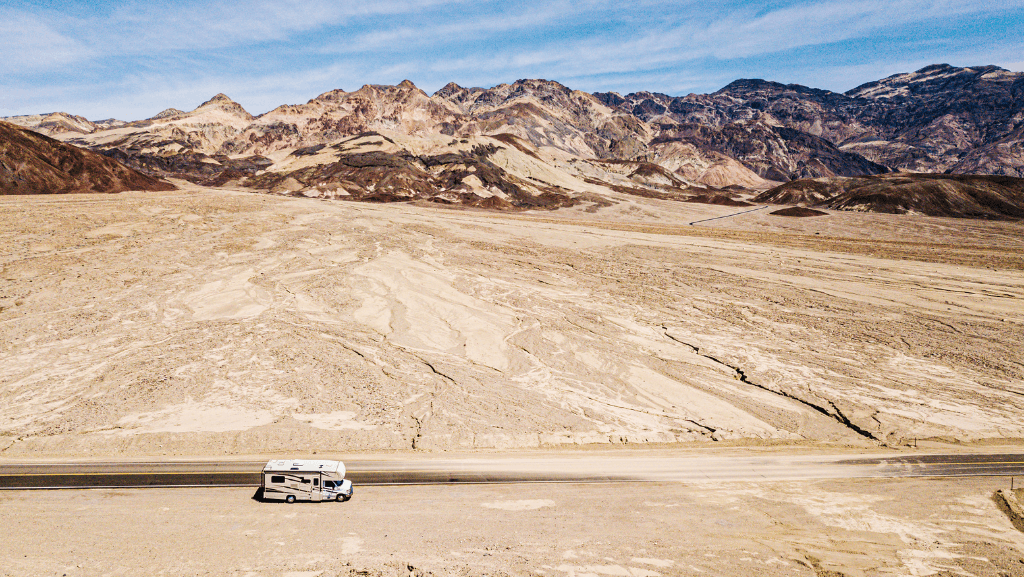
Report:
2,186,1023,455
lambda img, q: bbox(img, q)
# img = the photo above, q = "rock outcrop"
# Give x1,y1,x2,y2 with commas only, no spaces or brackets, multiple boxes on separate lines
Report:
755,173,1024,219
0,121,175,195
436,79,650,159
3,112,101,137
220,82,458,156
245,133,579,209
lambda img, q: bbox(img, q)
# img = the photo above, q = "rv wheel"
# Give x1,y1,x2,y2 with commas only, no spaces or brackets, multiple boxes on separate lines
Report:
336,494,345,502
286,495,296,504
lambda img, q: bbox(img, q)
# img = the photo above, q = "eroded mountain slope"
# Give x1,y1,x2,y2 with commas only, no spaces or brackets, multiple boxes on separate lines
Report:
0,121,175,195
755,173,1024,219
599,64,1024,177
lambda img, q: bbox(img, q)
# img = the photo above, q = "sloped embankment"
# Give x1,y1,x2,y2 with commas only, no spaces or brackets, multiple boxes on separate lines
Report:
0,121,175,195
995,489,1024,533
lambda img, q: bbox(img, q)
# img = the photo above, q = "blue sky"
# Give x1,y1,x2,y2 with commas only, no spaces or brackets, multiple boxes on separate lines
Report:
2,0,1022,120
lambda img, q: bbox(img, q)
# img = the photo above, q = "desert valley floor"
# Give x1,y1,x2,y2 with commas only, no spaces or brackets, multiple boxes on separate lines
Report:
2,186,1024,576
3,185,1023,454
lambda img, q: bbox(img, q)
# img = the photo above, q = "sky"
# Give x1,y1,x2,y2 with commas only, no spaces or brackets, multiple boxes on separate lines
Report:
2,0,1023,120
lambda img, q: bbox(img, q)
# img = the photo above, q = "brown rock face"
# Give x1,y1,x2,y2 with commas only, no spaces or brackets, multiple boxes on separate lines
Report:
0,121,176,195
2,112,100,137
948,124,1024,178
599,82,889,179
756,173,1024,219
245,134,578,210
769,206,828,217
599,64,1024,178
649,121,888,181
436,79,650,159
220,82,459,156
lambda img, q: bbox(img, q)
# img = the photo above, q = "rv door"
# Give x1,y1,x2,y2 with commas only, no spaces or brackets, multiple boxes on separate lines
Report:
310,476,322,502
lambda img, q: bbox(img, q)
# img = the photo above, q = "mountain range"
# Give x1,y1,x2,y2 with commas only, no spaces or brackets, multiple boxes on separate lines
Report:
3,64,1023,216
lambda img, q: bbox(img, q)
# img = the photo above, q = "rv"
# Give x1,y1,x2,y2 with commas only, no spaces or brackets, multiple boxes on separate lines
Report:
261,459,353,503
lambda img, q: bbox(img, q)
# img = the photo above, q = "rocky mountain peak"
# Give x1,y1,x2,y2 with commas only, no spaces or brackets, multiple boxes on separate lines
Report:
434,82,467,99
906,63,1006,77
395,79,429,98
593,92,626,107
463,79,578,110
511,78,573,96
204,93,234,104
192,93,253,121
150,108,185,120
716,78,784,93
845,64,1018,100
716,79,846,103
309,88,349,104
347,81,430,102
93,118,125,129
916,63,955,74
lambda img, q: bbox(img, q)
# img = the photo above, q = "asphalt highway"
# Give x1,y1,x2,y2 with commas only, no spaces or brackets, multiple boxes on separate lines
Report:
1,452,1022,490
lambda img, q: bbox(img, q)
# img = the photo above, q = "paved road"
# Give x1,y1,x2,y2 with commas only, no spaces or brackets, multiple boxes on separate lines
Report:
1,453,1022,489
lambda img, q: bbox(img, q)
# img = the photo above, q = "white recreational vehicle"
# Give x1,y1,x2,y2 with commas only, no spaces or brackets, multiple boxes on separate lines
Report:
261,459,354,503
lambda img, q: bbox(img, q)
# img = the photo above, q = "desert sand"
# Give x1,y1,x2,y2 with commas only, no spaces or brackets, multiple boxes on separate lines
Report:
2,475,1024,576
2,186,1023,456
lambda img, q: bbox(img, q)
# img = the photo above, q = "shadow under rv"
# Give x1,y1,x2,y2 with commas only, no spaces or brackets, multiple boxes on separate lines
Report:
260,459,353,503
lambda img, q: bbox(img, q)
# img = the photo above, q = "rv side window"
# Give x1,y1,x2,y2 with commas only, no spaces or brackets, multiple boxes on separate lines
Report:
313,478,319,486
270,476,285,484
302,478,311,484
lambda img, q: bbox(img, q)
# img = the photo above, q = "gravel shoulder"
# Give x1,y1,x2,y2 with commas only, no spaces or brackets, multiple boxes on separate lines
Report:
2,476,1023,577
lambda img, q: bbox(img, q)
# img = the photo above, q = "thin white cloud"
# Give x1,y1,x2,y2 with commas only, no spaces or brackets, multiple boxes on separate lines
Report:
2,0,478,68
316,2,573,54
0,9,93,72
679,0,1021,60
